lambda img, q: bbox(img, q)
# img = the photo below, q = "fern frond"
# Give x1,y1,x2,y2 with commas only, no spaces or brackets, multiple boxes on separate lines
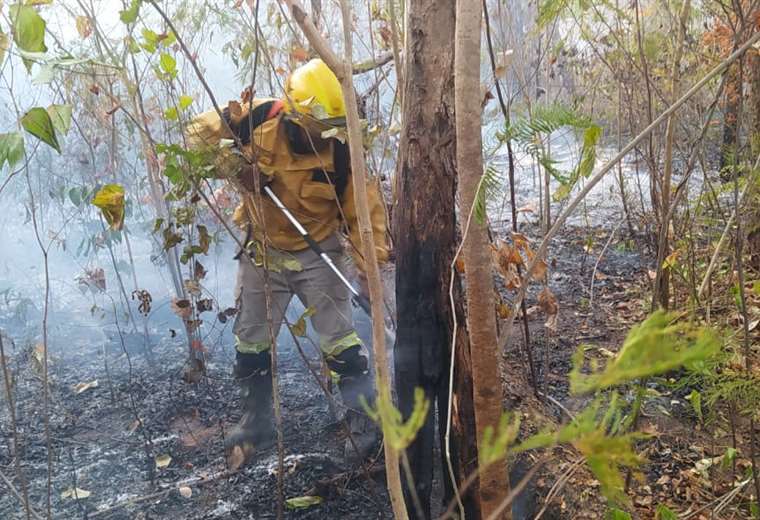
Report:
474,165,503,225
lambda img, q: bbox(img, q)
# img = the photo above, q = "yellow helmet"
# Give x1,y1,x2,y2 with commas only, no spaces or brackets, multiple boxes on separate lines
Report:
284,59,345,120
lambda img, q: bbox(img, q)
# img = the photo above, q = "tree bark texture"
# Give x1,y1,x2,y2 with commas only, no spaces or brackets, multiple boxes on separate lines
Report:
454,1,512,518
720,61,742,173
393,0,480,518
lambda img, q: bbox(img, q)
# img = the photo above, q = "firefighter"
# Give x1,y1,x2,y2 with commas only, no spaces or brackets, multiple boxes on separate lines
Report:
186,59,389,466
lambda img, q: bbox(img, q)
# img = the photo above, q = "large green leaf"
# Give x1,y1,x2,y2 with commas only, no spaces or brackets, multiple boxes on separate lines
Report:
91,184,126,230
47,104,72,136
10,4,47,54
0,132,25,170
21,107,60,153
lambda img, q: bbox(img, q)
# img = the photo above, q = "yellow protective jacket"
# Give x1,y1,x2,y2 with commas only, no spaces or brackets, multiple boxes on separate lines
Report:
185,100,389,270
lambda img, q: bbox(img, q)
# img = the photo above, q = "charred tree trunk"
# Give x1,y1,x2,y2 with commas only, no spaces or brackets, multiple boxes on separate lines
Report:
393,0,480,518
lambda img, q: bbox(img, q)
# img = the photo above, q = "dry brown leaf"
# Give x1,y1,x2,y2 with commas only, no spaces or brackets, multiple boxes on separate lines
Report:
228,445,246,471
497,302,512,319
171,298,192,319
455,256,465,274
183,279,201,297
530,259,548,282
290,46,309,63
537,287,558,331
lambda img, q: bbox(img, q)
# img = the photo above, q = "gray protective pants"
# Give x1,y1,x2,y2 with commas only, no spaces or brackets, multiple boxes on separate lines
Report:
232,233,365,359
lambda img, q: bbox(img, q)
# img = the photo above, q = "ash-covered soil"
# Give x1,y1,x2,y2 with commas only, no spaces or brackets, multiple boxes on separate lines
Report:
0,295,394,519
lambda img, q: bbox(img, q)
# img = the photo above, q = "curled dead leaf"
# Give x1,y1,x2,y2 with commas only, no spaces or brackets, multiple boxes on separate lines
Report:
171,298,192,319
537,287,558,331
155,454,172,468
74,380,99,394
61,487,91,500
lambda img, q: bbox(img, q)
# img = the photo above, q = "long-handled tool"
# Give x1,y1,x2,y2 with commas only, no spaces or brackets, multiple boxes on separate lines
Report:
263,185,396,344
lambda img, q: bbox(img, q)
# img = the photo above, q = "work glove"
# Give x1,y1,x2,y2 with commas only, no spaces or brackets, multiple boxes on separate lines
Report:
236,161,273,193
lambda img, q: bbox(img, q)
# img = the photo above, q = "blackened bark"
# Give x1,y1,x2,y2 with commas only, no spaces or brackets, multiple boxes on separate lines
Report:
393,0,480,518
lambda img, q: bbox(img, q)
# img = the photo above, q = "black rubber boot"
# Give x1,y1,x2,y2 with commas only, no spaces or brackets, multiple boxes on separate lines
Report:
225,351,275,468
328,346,381,464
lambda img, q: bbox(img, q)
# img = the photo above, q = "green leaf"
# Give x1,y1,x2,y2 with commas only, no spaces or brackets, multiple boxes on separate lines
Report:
159,52,176,76
21,107,60,153
47,104,72,136
179,95,193,110
141,28,158,53
91,184,126,230
570,311,720,394
0,132,25,170
688,390,703,423
721,447,737,470
10,4,48,54
363,384,430,451
119,0,142,24
655,505,677,520
164,107,178,121
285,496,322,509
68,187,82,207
607,508,632,520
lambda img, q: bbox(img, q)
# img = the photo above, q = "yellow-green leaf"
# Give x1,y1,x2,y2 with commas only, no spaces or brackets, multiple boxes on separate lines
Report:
289,307,315,337
10,4,48,54
47,104,72,136
0,132,25,170
75,16,92,38
21,107,60,153
155,453,171,468
179,95,193,110
164,107,178,121
159,52,176,75
119,0,141,24
285,496,322,509
91,184,125,230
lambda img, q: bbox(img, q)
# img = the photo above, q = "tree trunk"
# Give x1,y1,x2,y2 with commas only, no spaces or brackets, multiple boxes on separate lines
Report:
454,1,512,519
750,37,760,152
394,0,480,517
720,61,742,175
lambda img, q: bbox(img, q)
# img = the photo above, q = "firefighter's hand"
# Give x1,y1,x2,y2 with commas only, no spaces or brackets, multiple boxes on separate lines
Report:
237,163,272,192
